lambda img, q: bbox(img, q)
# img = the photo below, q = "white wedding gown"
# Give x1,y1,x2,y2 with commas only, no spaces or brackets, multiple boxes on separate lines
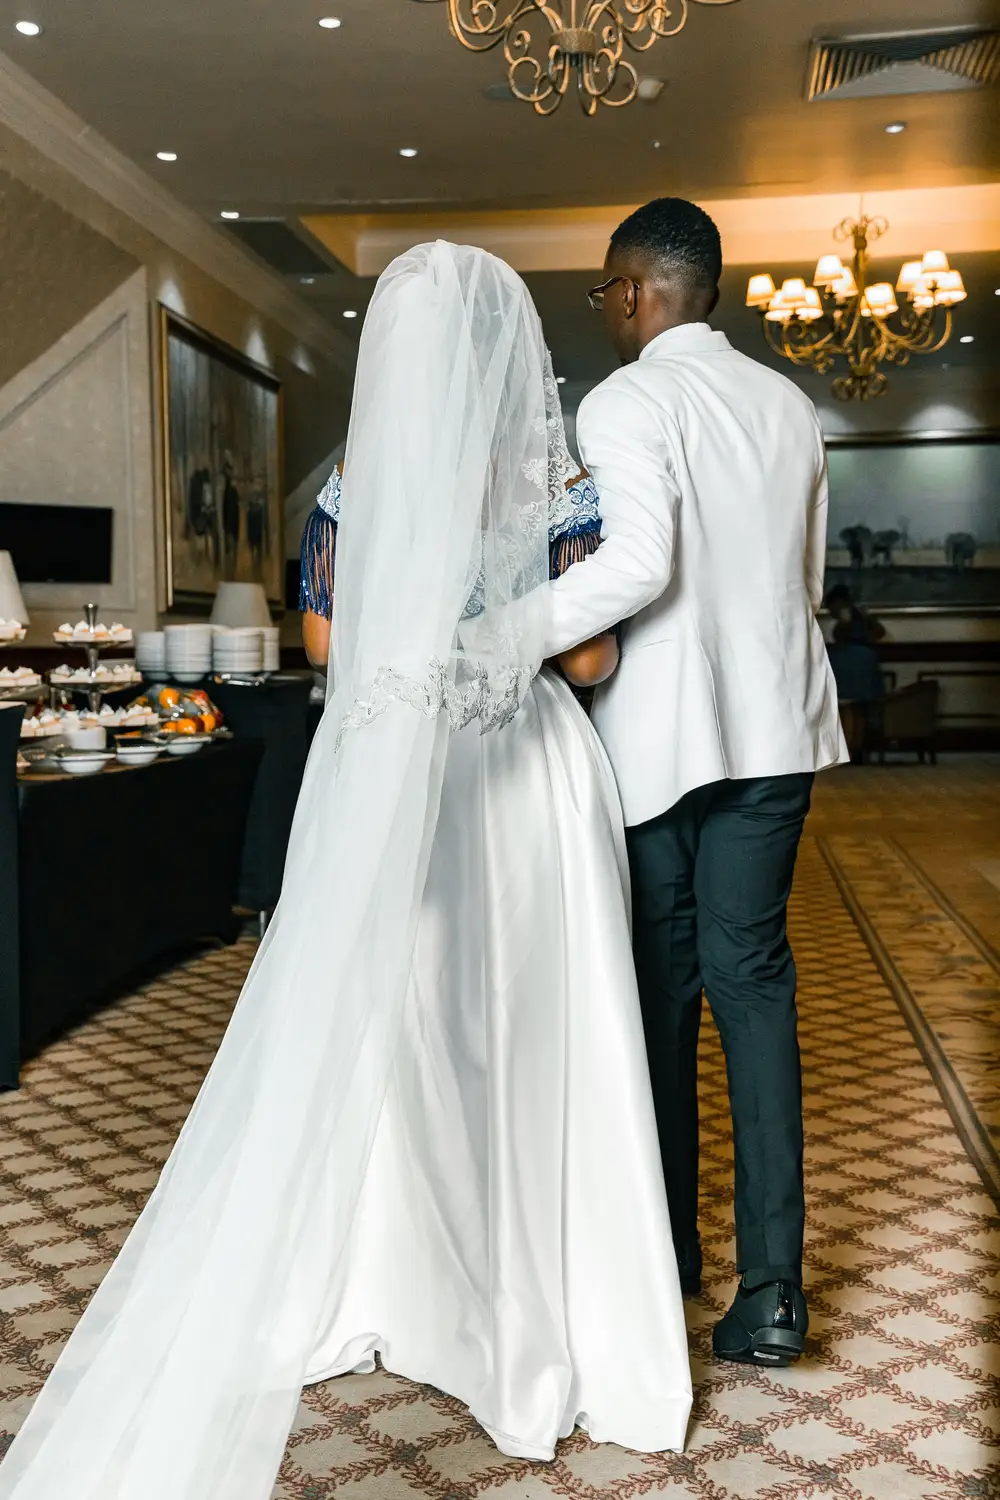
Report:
0,243,690,1500
305,668,692,1458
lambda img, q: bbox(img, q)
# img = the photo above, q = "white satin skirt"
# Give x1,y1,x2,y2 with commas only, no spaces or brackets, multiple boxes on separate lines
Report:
305,669,692,1459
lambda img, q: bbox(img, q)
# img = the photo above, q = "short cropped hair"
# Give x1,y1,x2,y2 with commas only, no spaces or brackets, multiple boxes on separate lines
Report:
610,197,722,292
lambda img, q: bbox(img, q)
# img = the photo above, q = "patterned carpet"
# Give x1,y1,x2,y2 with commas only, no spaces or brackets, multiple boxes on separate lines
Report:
0,765,998,1498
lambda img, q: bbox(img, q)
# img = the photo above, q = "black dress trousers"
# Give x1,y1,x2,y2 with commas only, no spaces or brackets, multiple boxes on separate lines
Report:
626,772,813,1281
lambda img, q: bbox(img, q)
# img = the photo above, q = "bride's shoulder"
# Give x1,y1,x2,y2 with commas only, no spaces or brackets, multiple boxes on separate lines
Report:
316,465,342,521
550,470,600,547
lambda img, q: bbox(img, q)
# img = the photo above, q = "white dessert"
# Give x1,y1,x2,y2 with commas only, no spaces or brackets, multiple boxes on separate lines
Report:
0,619,27,642
52,619,134,646
0,665,41,685
20,710,62,739
50,661,141,685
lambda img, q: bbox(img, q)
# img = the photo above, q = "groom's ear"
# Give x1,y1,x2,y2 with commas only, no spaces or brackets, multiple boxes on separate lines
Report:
707,284,721,318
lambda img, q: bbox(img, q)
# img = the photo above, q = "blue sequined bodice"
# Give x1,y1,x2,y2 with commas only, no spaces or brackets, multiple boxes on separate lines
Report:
301,469,602,621
316,467,599,549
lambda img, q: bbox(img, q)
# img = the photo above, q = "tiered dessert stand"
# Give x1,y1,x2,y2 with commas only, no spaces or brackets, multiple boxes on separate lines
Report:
49,602,140,714
0,620,42,703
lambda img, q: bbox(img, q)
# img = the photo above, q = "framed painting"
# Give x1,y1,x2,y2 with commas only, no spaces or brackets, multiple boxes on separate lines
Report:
160,308,283,609
824,431,1000,612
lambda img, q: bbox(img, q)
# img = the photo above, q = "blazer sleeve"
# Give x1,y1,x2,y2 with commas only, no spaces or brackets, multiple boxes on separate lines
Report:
543,379,680,658
806,421,828,616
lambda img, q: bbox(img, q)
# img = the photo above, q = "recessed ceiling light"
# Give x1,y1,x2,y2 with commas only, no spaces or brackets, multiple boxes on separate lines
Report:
300,276,315,285
650,139,662,150
637,77,665,102
556,376,567,385
343,309,358,319
884,121,907,134
318,16,342,27
995,288,1000,296
960,335,974,344
156,151,178,162
399,147,418,158
220,210,240,220
14,20,41,35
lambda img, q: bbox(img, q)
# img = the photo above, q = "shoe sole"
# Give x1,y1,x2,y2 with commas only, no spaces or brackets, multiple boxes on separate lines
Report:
715,1327,805,1368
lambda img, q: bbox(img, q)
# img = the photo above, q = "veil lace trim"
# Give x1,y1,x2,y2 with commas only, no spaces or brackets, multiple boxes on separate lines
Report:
335,659,531,749
316,345,590,745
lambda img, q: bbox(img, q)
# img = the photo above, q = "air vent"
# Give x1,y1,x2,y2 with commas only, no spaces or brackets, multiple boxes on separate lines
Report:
224,219,334,276
808,27,1000,101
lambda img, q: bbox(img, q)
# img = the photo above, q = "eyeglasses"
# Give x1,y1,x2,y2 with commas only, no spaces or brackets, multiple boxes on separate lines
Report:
587,274,637,311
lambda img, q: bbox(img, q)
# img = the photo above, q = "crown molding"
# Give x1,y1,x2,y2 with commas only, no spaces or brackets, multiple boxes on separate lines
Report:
0,48,355,373
304,183,1000,278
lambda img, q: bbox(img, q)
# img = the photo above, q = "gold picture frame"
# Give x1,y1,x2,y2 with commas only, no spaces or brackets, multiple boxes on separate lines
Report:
159,307,284,609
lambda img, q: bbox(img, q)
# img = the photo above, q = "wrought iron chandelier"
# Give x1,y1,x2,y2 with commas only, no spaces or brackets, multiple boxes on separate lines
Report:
413,0,740,116
745,215,968,401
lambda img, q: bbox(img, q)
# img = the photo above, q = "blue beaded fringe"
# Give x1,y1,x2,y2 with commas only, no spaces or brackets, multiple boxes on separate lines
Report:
299,507,337,620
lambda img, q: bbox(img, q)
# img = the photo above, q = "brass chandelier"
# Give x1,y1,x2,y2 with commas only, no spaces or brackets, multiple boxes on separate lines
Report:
745,215,968,401
413,0,740,116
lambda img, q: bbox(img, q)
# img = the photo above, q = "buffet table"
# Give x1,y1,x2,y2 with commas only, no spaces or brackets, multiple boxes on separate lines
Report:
3,734,261,1086
209,675,312,915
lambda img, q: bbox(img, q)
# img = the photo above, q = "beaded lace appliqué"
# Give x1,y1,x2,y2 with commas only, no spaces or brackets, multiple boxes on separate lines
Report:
319,348,598,750
335,659,531,750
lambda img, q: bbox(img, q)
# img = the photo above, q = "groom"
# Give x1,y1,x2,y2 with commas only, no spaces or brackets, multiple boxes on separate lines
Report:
544,197,847,1366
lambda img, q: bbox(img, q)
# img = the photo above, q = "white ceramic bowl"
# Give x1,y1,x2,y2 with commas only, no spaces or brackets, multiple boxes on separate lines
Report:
116,743,160,767
56,751,113,776
165,736,207,756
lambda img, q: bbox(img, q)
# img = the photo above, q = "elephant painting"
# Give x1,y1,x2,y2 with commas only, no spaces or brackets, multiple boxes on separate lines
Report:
871,529,901,566
945,532,977,568
840,525,872,568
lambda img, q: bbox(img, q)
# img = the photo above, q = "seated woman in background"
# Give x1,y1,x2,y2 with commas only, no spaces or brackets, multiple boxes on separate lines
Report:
824,582,886,706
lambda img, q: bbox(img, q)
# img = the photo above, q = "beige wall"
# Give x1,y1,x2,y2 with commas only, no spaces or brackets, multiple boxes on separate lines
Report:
0,166,138,387
0,123,352,639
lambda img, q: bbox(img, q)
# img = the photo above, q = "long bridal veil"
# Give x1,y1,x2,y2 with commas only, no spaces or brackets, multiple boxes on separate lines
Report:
0,243,556,1500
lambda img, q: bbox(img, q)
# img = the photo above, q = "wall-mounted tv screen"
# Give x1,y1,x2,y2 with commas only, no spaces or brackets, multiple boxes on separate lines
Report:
0,503,114,584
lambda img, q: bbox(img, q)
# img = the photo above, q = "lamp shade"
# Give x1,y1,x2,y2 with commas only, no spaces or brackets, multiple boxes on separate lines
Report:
209,582,272,629
777,277,809,308
896,260,924,294
921,249,949,275
0,552,28,624
746,272,776,308
830,268,858,301
933,270,967,306
813,254,844,287
798,287,824,322
861,283,898,318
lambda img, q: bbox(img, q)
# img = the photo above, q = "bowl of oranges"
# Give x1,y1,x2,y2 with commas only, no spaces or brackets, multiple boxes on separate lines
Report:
141,685,224,753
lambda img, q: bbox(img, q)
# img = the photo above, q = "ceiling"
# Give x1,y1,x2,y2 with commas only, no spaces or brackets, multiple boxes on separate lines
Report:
1,0,995,389
1,0,996,220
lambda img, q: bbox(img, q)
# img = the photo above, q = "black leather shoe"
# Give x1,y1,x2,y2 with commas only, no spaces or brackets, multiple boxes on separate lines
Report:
675,1238,703,1298
713,1277,808,1366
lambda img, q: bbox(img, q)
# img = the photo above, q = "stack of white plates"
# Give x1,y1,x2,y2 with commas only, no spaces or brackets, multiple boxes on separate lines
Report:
164,624,212,684
212,627,264,674
136,631,166,677
262,626,280,673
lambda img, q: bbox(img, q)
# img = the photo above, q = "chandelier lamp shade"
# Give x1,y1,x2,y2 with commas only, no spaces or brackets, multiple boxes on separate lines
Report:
746,215,967,401
411,0,741,116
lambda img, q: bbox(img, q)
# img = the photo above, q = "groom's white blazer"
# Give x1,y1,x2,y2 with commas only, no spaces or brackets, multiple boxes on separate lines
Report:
545,323,848,827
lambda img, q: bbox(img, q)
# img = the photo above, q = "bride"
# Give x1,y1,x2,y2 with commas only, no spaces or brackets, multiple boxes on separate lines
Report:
0,243,690,1500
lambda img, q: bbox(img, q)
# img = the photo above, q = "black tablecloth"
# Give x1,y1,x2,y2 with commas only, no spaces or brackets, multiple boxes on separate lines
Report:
198,675,312,913
0,706,25,1085
9,737,261,1082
